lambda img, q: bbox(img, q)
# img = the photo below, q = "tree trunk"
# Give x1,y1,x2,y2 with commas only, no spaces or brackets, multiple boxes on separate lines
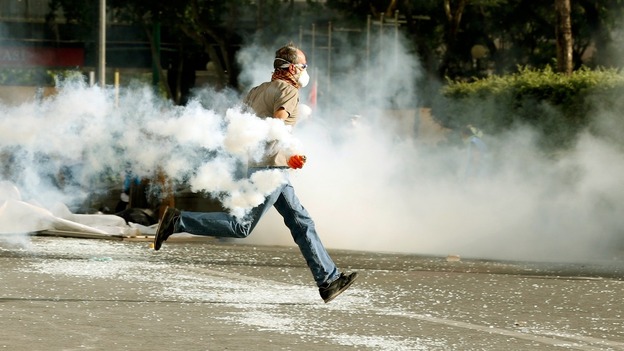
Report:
144,21,173,99
438,0,468,78
181,0,230,89
555,0,573,74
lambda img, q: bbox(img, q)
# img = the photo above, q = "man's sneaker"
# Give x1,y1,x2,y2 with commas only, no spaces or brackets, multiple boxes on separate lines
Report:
319,272,358,303
153,207,180,251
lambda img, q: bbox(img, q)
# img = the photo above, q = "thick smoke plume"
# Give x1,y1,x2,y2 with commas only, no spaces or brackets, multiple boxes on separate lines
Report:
0,79,298,221
1,29,623,264
236,35,624,264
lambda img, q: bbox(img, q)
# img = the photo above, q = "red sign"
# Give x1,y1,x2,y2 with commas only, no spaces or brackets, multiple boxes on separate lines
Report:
0,47,84,67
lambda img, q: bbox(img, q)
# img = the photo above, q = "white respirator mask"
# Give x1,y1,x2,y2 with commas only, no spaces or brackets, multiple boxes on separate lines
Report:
297,69,310,88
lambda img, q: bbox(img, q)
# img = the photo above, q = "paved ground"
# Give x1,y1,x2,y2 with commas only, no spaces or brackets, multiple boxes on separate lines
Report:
1,236,624,351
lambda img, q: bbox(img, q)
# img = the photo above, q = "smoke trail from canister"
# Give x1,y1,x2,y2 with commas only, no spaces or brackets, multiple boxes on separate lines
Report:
0,79,298,223
237,36,624,264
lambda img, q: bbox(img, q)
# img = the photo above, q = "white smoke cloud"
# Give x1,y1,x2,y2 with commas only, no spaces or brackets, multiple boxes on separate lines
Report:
237,33,624,264
1,28,623,265
0,77,293,228
247,107,624,263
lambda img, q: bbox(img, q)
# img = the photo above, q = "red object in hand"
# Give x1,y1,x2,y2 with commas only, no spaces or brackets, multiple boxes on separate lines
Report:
287,155,307,169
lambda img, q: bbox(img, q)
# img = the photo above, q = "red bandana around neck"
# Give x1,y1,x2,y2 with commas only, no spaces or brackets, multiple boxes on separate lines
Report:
271,69,299,88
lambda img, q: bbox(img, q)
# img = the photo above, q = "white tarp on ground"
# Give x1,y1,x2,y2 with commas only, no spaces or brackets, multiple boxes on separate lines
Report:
0,181,141,237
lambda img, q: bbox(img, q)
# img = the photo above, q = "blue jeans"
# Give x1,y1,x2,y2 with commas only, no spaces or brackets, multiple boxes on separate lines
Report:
174,169,340,287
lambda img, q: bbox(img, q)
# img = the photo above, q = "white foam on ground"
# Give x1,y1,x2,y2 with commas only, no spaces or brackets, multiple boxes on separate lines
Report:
13,238,437,350
14,237,623,350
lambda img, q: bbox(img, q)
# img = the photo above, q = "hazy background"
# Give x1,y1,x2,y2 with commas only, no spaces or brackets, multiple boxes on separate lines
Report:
1,30,623,264
237,33,624,263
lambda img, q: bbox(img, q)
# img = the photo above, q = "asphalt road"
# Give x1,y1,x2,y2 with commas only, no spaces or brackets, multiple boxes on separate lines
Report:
1,236,623,350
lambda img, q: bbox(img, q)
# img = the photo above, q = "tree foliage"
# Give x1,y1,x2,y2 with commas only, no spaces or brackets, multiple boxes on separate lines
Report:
432,67,624,149
43,0,624,105
326,0,624,80
47,0,252,102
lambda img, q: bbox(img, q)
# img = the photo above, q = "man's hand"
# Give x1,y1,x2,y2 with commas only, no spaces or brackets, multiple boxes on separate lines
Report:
287,155,307,169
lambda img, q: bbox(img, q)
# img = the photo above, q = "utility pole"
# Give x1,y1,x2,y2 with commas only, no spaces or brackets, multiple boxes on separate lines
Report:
98,0,106,87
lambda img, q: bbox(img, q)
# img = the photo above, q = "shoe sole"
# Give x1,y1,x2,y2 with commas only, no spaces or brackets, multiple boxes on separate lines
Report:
323,273,359,303
153,206,174,251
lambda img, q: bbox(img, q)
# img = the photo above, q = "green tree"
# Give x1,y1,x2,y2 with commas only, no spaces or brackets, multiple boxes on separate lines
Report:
47,0,250,102
327,0,624,80
106,0,246,96
573,0,624,69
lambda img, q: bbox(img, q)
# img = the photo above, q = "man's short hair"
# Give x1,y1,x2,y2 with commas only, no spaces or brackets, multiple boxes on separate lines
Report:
274,43,300,70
